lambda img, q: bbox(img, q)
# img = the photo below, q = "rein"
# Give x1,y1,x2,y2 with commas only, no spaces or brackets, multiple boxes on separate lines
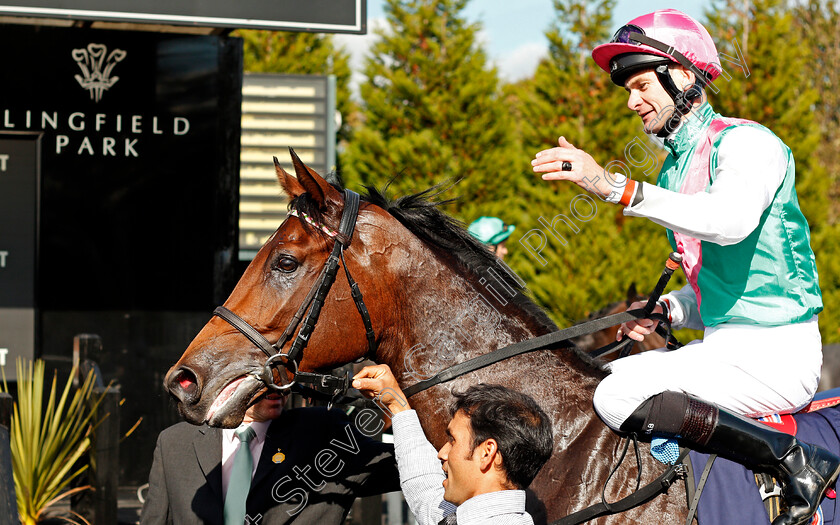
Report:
550,448,691,525
403,252,683,398
213,189,377,401
213,199,692,522
402,308,668,397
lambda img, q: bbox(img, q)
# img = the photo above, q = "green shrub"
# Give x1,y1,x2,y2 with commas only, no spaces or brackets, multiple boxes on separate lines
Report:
2,359,106,525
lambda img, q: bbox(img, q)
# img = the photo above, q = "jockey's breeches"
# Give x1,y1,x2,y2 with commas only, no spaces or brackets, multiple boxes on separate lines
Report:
593,316,823,431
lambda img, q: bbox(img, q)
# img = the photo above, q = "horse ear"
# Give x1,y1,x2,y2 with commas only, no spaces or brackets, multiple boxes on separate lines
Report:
626,283,638,303
288,147,341,211
274,157,306,198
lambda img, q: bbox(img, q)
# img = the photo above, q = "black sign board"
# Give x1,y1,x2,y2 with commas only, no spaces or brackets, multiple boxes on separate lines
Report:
0,134,38,380
0,24,244,484
0,0,365,33
0,135,38,308
0,24,241,310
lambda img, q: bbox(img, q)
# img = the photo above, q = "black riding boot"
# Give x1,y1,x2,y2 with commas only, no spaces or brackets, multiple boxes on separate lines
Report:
622,391,840,525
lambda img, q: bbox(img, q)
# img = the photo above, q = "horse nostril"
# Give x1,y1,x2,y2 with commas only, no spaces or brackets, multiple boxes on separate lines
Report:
178,371,197,391
167,367,200,403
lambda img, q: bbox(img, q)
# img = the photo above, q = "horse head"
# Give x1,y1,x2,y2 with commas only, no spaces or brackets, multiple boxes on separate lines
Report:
164,150,400,427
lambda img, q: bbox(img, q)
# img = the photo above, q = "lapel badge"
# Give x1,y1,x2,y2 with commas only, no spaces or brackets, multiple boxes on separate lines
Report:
272,449,286,464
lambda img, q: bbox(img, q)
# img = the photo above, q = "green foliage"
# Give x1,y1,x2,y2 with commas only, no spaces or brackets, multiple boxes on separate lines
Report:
793,1,840,342
236,30,355,143
814,224,840,341
500,0,675,327
795,0,840,222
341,0,522,223
1,359,106,525
705,0,836,341
795,0,840,224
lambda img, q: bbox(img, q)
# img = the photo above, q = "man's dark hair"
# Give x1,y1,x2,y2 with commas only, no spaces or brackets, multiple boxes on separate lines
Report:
450,384,553,489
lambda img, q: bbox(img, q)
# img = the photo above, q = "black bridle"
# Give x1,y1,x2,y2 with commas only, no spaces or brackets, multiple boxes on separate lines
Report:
212,189,376,402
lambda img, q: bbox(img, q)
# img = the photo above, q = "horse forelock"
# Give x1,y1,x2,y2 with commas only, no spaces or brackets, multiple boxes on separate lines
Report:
286,175,346,241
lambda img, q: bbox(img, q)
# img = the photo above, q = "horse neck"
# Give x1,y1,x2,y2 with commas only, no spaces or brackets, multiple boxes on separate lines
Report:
375,247,560,385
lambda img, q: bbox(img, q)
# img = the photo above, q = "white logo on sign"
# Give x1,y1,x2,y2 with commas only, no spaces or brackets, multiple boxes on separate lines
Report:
72,44,127,102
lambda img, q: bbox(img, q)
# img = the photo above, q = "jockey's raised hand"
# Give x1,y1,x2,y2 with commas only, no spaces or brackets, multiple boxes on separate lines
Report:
531,136,623,201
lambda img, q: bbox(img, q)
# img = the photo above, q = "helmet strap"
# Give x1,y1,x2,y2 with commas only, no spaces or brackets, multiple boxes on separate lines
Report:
653,64,704,138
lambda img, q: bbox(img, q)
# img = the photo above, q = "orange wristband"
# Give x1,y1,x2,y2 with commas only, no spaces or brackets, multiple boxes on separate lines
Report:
619,180,637,206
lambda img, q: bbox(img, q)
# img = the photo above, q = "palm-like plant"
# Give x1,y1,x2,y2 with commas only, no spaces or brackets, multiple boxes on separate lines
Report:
2,359,106,525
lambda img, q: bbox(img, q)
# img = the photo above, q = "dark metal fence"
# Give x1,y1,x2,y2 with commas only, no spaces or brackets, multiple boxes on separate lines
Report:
0,392,20,525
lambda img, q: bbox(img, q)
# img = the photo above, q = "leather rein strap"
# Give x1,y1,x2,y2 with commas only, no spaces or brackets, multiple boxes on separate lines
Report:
213,190,377,399
550,449,691,525
401,309,669,398
402,252,683,398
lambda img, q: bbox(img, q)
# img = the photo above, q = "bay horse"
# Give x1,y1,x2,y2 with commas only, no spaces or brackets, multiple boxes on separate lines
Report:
164,151,750,523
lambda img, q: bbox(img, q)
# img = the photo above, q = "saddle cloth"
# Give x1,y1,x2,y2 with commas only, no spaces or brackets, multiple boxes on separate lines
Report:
689,388,840,524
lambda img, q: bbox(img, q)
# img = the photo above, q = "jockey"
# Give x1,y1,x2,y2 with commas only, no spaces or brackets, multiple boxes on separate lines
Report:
530,9,839,525
468,216,515,260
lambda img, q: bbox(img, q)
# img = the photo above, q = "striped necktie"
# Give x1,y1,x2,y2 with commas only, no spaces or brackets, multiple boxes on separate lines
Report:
224,425,256,525
438,512,458,525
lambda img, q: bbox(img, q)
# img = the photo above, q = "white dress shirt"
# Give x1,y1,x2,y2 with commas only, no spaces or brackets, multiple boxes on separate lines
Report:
221,420,271,499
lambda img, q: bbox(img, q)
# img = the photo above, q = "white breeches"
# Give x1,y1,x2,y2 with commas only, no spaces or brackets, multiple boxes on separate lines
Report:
593,316,823,431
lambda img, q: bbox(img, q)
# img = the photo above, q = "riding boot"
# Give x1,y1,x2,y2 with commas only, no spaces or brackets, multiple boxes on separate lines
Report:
621,391,840,525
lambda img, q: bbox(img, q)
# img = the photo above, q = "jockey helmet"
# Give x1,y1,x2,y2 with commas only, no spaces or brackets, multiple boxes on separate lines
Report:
592,9,722,87
468,217,515,246
592,9,721,137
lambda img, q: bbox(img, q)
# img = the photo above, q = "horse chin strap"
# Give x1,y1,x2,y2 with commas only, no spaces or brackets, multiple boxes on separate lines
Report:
213,189,378,403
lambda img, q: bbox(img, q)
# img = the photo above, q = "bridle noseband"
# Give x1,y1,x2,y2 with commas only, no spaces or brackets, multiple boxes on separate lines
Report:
212,190,377,402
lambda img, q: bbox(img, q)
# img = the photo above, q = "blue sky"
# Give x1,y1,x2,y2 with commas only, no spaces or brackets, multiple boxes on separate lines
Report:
336,0,710,89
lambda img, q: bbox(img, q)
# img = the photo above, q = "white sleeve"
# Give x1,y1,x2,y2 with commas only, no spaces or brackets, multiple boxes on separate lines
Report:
392,410,456,525
661,284,704,331
624,126,787,245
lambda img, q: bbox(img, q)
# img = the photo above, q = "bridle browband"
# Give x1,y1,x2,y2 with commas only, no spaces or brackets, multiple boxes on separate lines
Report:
212,189,377,402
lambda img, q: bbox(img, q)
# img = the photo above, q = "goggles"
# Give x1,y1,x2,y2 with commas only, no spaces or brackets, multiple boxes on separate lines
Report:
609,24,712,87
611,24,646,45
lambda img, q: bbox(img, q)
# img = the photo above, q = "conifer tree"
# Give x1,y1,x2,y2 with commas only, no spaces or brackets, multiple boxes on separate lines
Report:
706,0,834,339
705,0,825,225
794,0,840,341
503,0,677,328
341,0,522,223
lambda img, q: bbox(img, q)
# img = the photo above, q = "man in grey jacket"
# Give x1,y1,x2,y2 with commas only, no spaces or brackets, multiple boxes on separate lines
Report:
140,392,400,525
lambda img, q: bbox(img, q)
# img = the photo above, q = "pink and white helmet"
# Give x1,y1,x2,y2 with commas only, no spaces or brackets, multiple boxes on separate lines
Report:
592,9,722,86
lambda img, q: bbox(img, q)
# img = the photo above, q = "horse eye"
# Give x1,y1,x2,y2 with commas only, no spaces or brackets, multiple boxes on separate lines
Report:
274,256,299,273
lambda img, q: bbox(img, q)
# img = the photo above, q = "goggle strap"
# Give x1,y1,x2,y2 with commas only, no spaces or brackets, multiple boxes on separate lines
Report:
628,33,714,89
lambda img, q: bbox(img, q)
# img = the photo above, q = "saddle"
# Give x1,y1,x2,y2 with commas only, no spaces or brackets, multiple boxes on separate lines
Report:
688,388,840,525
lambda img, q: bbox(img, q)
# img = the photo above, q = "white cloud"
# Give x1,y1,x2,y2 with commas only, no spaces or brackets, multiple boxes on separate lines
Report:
333,17,388,100
334,18,547,100
495,41,547,83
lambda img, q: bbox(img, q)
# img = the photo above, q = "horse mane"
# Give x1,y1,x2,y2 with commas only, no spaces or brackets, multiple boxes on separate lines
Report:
361,182,560,332
288,174,606,370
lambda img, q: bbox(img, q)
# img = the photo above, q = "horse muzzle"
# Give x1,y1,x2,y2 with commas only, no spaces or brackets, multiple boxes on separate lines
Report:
163,363,265,427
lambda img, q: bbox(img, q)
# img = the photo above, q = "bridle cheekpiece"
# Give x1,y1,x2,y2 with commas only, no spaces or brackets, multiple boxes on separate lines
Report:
212,189,377,403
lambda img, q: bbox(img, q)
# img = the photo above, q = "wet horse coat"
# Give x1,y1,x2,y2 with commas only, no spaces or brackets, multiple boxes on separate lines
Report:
164,152,837,524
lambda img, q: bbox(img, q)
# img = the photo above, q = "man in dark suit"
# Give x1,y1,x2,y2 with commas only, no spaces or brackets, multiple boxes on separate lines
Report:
140,392,399,525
